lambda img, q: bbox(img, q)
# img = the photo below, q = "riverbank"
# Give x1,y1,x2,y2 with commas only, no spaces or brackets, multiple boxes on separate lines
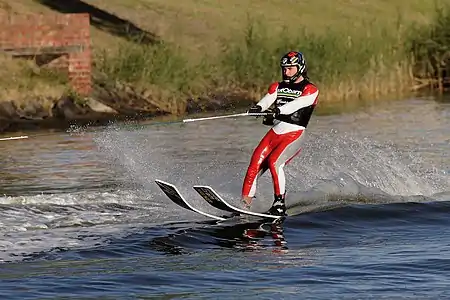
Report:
0,0,449,133
0,77,257,133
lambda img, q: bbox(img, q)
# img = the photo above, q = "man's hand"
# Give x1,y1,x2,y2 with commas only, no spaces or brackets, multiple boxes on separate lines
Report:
267,107,281,118
247,105,262,114
262,108,280,125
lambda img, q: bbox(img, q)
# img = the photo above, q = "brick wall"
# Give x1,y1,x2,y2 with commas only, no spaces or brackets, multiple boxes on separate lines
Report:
0,12,92,96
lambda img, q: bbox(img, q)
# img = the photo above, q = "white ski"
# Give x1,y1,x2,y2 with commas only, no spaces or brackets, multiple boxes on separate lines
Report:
155,179,226,221
192,185,283,220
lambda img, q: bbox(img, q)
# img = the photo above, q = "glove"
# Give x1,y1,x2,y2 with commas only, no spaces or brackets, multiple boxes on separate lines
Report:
262,108,280,126
247,105,262,114
262,114,274,126
273,107,281,118
267,108,280,118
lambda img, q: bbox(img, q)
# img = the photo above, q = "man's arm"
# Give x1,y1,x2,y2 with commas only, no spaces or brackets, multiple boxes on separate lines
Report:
255,82,279,111
277,85,319,115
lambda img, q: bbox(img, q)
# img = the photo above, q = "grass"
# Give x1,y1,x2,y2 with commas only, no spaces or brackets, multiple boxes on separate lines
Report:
1,0,449,115
218,20,413,111
407,2,450,93
0,53,67,109
96,40,193,93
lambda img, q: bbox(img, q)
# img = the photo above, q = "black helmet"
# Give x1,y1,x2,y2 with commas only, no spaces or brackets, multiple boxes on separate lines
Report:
280,51,307,83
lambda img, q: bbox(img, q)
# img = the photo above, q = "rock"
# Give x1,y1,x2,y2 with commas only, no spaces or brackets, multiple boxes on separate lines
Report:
92,81,171,116
0,101,20,119
85,98,118,114
0,119,11,132
185,98,203,114
17,99,50,120
52,95,86,120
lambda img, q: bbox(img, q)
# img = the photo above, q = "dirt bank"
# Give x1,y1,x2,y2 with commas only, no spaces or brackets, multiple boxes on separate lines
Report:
0,81,255,134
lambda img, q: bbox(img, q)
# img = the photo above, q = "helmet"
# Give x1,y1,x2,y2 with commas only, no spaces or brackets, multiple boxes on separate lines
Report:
280,51,307,83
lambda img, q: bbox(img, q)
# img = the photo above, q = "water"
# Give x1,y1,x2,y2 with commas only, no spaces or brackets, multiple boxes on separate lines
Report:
0,97,449,299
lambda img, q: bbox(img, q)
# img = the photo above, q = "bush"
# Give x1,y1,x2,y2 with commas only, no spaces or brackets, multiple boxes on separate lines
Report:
407,3,450,87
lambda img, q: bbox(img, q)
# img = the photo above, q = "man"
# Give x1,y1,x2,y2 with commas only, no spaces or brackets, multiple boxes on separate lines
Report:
242,51,319,216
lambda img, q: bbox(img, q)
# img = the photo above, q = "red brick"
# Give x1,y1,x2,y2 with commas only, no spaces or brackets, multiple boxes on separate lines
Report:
1,11,92,95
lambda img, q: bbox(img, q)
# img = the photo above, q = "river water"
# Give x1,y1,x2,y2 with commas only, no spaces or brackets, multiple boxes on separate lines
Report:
0,96,449,299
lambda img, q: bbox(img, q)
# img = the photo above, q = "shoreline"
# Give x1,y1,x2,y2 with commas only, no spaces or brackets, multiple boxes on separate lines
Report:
2,87,449,135
0,87,256,134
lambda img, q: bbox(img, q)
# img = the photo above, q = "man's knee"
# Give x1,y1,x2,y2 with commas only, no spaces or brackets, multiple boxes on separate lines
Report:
267,157,280,174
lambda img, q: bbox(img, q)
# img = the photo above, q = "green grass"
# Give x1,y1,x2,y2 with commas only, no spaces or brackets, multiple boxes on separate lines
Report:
94,15,415,113
407,2,450,92
96,40,191,92
219,20,409,94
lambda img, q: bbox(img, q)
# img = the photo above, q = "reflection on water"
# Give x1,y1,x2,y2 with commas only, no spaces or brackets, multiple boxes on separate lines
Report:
149,217,290,255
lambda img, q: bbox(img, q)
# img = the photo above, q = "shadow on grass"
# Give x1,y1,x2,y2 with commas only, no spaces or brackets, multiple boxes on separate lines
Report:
37,0,158,44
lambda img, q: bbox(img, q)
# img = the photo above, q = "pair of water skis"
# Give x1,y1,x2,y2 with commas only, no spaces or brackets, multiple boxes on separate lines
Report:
155,179,285,224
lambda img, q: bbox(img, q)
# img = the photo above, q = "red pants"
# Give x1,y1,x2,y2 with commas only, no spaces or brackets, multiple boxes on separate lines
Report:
242,128,304,198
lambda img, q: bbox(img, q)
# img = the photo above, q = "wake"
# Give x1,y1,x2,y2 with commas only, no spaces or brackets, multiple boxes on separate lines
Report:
92,122,450,216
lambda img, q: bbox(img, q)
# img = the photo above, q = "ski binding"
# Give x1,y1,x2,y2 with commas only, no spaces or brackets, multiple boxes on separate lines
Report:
192,185,283,220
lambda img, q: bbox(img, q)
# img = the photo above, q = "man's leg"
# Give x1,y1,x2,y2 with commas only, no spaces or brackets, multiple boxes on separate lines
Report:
241,129,278,205
241,161,268,208
266,130,305,215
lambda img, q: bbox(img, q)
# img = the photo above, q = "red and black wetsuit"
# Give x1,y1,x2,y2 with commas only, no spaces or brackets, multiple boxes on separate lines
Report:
242,78,319,198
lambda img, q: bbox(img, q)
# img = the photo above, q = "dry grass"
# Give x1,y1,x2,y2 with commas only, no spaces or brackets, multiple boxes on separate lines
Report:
0,53,66,108
319,62,414,114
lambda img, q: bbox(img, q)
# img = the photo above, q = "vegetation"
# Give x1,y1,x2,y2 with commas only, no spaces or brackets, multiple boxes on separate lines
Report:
407,2,450,93
0,53,67,109
1,0,450,115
